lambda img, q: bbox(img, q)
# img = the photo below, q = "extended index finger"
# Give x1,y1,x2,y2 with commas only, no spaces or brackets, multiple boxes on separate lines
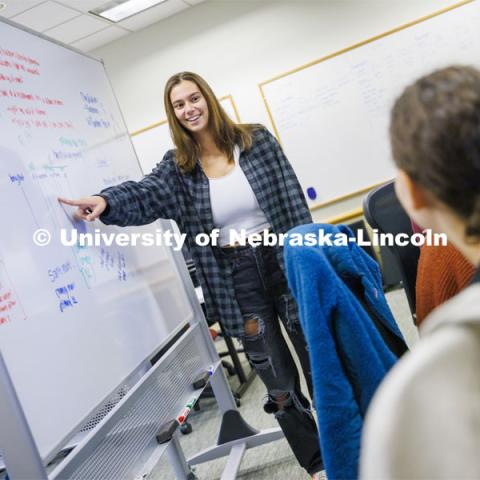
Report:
58,197,82,206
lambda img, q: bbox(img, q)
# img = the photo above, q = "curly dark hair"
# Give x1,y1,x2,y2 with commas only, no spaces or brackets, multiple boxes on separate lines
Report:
390,65,480,241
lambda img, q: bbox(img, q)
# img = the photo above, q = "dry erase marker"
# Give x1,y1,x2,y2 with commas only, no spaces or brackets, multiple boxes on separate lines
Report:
186,397,197,408
178,407,191,424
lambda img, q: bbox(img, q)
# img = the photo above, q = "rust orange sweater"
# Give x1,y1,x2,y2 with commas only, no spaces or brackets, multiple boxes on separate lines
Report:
416,243,475,325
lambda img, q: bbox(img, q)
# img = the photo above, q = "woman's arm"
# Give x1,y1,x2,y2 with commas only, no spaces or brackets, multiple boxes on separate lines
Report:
58,195,108,221
59,151,179,227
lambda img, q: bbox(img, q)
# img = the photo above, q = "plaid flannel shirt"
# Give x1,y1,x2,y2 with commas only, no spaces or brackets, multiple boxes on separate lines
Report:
99,126,312,337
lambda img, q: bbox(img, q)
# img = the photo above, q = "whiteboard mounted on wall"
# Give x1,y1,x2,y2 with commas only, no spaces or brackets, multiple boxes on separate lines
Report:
131,95,241,175
260,0,479,208
0,18,193,462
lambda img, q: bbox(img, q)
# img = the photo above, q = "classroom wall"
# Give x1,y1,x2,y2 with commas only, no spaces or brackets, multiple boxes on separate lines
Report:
93,0,460,222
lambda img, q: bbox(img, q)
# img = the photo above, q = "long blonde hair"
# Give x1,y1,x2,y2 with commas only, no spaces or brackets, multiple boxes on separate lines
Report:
164,72,256,173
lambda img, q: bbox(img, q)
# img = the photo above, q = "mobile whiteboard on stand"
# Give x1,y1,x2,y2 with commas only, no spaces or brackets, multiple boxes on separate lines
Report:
0,17,282,480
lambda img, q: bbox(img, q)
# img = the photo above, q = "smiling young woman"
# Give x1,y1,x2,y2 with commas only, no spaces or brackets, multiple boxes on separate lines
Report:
59,72,323,477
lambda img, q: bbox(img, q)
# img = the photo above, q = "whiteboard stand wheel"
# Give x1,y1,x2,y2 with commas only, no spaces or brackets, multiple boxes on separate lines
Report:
180,422,193,435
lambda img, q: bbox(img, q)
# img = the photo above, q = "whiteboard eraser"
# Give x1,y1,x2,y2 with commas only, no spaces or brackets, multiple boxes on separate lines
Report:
155,419,179,444
192,372,210,389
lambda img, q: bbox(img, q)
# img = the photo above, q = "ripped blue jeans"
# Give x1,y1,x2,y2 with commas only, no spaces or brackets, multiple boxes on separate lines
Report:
222,243,323,475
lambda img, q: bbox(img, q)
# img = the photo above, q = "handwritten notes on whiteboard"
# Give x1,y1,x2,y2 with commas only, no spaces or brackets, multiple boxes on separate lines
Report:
260,1,480,206
0,19,193,461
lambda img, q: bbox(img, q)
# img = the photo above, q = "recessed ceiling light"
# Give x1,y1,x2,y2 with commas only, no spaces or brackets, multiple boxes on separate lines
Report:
90,0,167,23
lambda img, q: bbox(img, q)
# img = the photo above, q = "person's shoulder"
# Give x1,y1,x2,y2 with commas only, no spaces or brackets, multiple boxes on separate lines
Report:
147,149,178,178
161,149,177,164
362,322,480,477
242,124,277,151
423,282,480,332
248,124,272,141
157,149,178,168
367,320,478,433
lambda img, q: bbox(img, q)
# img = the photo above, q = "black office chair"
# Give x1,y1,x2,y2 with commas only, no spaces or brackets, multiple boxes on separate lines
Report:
363,181,420,322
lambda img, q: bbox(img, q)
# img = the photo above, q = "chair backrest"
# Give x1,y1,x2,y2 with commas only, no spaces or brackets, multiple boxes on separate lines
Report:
363,181,419,320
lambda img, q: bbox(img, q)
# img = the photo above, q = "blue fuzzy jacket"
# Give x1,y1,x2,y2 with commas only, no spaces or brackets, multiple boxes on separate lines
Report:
284,223,405,480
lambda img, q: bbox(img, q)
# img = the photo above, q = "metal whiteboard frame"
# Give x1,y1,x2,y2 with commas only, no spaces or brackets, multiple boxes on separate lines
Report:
0,219,283,479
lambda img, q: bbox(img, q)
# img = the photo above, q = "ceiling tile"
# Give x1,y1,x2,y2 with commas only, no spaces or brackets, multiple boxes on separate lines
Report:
44,13,108,43
10,0,80,31
71,25,129,52
117,0,188,31
55,0,109,14
0,0,45,18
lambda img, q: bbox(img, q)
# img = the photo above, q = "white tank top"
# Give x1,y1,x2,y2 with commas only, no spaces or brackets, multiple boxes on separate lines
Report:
208,146,270,246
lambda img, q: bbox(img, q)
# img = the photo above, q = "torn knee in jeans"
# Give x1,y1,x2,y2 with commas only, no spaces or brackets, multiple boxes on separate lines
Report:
267,390,313,418
243,315,265,340
263,390,293,416
242,315,273,372
272,391,292,411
